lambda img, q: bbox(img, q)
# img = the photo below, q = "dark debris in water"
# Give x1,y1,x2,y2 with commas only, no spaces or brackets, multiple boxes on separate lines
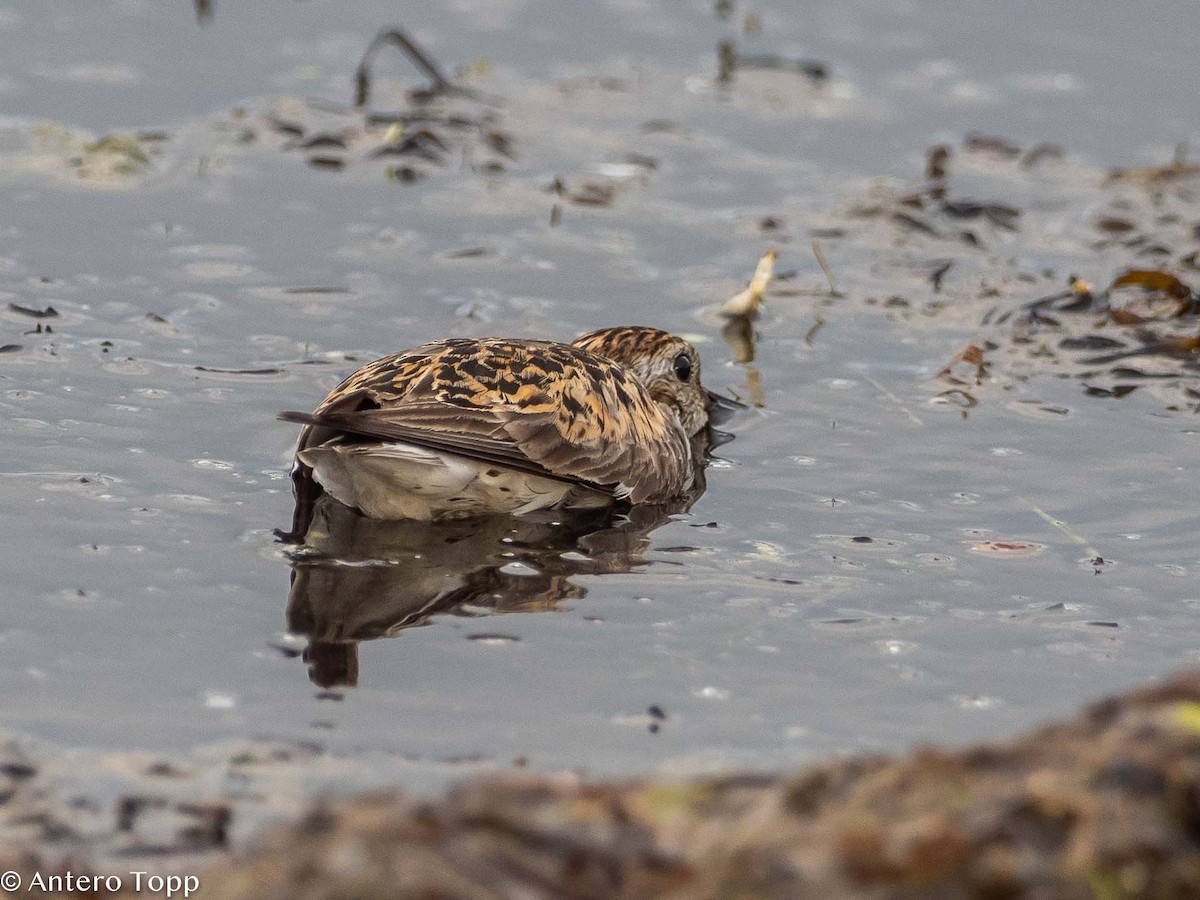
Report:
1108,145,1200,186
717,40,829,86
354,28,467,108
305,156,345,172
7,303,59,319
936,343,988,386
849,134,1200,409
569,182,617,207
193,366,283,376
1083,384,1140,399
269,118,305,139
253,26,511,185
1016,269,1200,374
295,134,348,151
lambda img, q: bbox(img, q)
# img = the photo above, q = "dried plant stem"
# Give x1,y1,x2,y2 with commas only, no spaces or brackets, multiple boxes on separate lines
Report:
812,241,840,296
1017,496,1101,560
862,374,924,427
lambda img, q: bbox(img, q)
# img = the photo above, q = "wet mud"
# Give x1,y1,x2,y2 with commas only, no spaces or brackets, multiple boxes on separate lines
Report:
7,668,1200,897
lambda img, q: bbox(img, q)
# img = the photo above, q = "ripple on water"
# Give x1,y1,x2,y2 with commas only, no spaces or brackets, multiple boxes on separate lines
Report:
467,634,520,645
190,458,234,470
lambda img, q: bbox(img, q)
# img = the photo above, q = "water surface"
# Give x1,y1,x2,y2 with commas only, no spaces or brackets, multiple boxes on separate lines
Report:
2,0,1199,796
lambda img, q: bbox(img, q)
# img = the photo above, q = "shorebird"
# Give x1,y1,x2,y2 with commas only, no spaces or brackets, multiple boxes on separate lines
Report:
279,326,718,521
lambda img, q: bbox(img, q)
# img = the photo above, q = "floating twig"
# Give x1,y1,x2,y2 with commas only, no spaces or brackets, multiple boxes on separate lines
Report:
862,374,924,427
721,248,777,317
926,144,951,182
811,241,842,297
717,41,828,85
355,28,473,107
804,318,825,346
937,343,988,385
929,260,952,293
1017,496,1101,561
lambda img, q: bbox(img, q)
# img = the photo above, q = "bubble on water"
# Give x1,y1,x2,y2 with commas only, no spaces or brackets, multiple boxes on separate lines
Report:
204,692,236,710
746,541,784,562
875,639,917,655
191,458,233,470
726,596,769,608
953,693,1000,710
170,243,253,259
499,561,540,577
160,493,215,506
181,261,256,280
468,633,520,645
593,163,644,179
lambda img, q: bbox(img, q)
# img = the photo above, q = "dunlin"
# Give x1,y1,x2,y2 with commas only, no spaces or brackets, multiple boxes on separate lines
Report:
279,326,716,521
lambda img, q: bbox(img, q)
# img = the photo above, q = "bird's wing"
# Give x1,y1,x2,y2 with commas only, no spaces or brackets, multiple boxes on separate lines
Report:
281,338,691,501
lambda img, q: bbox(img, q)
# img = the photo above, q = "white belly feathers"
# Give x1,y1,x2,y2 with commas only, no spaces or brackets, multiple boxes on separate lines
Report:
299,440,611,521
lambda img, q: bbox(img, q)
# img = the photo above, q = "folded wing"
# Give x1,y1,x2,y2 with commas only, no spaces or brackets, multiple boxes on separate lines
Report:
281,338,692,502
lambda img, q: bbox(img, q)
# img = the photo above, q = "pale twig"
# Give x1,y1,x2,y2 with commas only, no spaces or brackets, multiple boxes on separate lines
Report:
1017,496,1101,561
861,374,924,427
721,248,777,317
811,241,842,297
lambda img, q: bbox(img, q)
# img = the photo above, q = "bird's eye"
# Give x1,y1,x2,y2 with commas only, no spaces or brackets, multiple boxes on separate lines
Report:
672,352,692,382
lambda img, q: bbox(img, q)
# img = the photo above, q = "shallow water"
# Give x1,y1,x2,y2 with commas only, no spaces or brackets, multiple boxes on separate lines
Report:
3,0,1200,798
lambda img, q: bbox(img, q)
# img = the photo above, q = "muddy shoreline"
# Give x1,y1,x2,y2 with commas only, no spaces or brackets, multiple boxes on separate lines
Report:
3,667,1200,897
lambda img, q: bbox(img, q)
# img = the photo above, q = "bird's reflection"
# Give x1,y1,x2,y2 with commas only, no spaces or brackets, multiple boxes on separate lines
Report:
280,439,716,690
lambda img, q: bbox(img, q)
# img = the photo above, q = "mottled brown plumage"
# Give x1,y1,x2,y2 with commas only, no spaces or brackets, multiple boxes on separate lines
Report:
279,327,711,521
